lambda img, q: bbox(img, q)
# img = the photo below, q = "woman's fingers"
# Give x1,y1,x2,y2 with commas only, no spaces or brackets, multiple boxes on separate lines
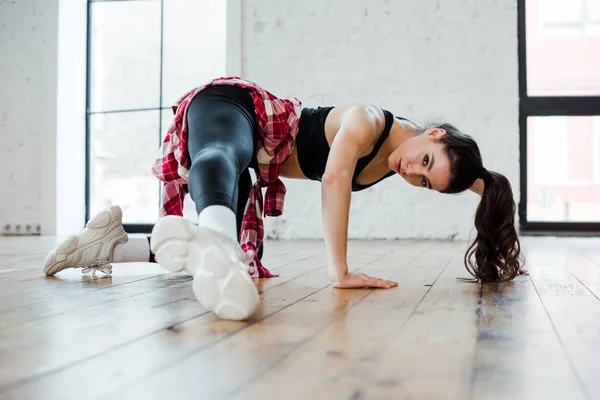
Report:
367,276,397,289
336,273,398,289
378,279,397,288
366,277,386,288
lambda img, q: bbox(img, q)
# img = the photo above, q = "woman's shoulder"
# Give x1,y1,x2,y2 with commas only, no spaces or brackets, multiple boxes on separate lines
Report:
329,103,387,123
320,104,388,149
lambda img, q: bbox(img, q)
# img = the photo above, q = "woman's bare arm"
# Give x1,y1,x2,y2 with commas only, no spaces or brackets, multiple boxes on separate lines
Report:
321,105,397,289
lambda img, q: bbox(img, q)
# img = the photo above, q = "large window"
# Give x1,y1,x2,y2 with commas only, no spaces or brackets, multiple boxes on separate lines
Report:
86,0,230,231
519,0,600,231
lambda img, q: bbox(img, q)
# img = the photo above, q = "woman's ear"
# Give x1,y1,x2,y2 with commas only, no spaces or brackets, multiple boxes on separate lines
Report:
427,128,447,140
469,178,484,196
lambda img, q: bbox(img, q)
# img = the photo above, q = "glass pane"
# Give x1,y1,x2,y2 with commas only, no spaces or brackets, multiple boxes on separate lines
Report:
589,0,600,20
527,116,600,222
90,111,161,224
526,0,600,95
89,1,161,112
162,0,227,106
540,0,583,24
587,23,600,37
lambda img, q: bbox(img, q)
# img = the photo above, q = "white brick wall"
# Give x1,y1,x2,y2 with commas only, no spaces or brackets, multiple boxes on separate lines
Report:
0,0,57,234
243,0,519,240
0,0,519,240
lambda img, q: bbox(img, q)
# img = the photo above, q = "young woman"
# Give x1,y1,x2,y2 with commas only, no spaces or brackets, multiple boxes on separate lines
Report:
43,77,525,321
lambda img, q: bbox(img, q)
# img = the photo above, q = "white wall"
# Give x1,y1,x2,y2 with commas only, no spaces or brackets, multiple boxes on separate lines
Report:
0,0,519,240
242,0,519,240
0,0,86,236
0,0,58,235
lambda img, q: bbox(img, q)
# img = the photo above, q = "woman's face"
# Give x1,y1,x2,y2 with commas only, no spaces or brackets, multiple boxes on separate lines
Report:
387,128,452,191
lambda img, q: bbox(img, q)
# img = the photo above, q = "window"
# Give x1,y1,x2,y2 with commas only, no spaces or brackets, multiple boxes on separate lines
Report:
520,0,600,231
539,0,600,38
527,116,600,222
86,0,234,231
594,117,600,181
531,117,568,186
527,0,600,96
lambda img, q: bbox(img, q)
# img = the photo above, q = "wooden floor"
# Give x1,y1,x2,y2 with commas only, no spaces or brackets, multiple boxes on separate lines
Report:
0,236,599,400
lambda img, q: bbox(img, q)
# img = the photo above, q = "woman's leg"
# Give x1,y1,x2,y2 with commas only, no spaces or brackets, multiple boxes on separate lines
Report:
145,170,261,265
111,173,260,264
150,85,260,321
186,86,256,239
112,237,154,263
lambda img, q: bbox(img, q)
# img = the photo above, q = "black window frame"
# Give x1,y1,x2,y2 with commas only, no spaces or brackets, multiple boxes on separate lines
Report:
518,0,600,233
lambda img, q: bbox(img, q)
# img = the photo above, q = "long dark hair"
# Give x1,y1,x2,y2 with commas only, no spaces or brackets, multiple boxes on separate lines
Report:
432,123,522,282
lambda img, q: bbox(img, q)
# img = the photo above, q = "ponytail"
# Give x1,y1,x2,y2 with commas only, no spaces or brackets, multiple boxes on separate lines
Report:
428,122,523,282
464,170,521,282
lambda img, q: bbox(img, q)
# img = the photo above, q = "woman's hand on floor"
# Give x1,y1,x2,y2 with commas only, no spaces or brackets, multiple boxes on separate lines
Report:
333,272,398,289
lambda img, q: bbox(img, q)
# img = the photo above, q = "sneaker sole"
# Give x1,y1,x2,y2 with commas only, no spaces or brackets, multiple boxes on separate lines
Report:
150,216,260,320
150,216,197,272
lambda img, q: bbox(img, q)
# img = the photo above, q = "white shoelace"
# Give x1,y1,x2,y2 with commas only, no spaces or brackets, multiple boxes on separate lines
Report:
81,264,113,277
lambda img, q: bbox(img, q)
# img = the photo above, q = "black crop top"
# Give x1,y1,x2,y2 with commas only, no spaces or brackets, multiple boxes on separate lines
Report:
295,106,397,191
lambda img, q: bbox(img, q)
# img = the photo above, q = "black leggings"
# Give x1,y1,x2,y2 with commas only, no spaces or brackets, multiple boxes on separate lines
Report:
186,85,257,220
150,85,262,261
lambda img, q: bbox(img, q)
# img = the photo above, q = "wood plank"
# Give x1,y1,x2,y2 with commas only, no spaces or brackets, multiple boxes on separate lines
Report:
0,236,301,290
0,239,317,333
0,244,333,388
351,250,481,400
0,241,396,397
226,242,460,400
2,237,597,400
261,240,323,269
100,242,433,400
560,243,600,303
0,269,167,310
472,278,586,400
0,240,312,318
3,242,418,399
525,246,600,399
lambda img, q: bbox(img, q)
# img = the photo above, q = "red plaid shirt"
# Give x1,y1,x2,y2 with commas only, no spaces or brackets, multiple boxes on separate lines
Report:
151,77,302,278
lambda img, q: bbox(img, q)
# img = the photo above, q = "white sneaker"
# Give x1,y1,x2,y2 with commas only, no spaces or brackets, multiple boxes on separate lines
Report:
43,206,128,276
150,215,259,321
